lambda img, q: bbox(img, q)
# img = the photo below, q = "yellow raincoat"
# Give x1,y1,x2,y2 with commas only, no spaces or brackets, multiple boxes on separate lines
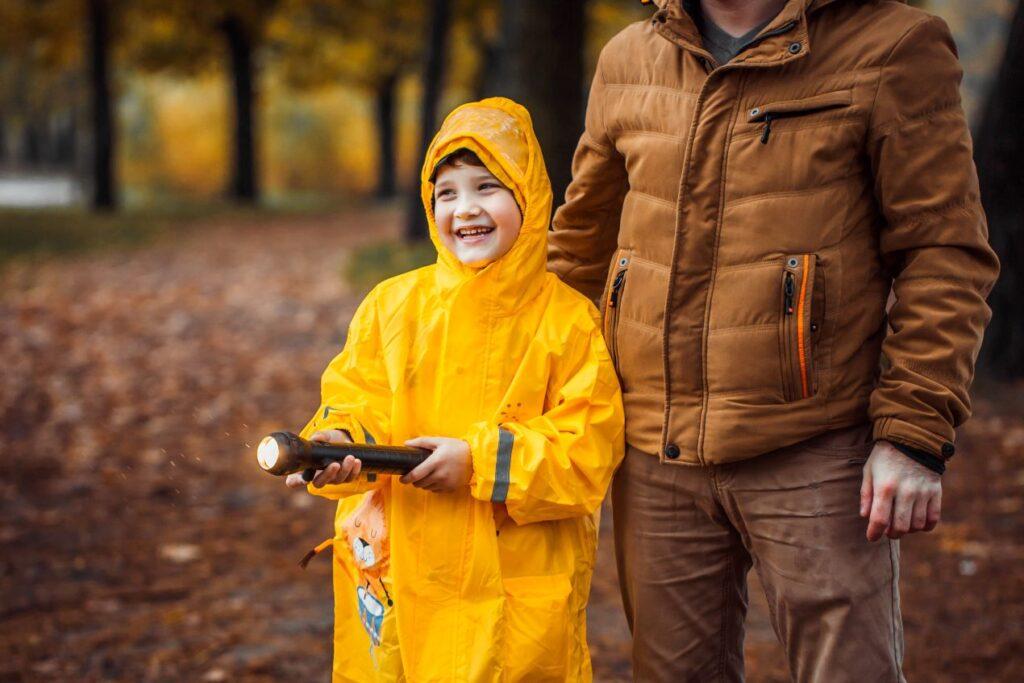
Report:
298,97,625,682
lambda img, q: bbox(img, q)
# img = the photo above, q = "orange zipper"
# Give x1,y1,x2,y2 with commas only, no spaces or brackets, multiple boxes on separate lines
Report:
796,254,810,398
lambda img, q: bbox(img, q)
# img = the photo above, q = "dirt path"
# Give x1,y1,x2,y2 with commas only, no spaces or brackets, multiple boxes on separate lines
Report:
1,208,1021,681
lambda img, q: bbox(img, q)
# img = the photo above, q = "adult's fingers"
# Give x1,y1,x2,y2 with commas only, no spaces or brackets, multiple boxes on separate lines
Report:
910,496,929,532
860,466,873,518
887,489,914,539
866,481,895,542
923,490,942,532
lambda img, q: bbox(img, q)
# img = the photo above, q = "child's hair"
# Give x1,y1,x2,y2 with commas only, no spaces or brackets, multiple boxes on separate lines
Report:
429,148,491,214
430,148,486,183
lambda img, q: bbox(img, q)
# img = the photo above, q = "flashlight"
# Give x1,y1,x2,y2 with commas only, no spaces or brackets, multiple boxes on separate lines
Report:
257,431,430,481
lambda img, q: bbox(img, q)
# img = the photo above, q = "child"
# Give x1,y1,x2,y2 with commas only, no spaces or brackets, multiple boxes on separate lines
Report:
287,97,624,682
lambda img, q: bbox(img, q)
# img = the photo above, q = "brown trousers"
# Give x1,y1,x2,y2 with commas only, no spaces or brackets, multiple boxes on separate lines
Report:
612,425,905,682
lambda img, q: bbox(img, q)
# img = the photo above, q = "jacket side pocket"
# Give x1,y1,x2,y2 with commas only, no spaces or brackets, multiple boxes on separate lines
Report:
602,250,630,367
780,254,819,401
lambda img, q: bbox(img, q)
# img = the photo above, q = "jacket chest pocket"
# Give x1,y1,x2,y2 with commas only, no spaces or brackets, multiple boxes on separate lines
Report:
747,89,853,144
779,254,824,401
602,250,631,367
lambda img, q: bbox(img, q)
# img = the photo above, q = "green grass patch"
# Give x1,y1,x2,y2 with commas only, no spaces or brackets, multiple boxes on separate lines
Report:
345,240,436,292
0,208,171,263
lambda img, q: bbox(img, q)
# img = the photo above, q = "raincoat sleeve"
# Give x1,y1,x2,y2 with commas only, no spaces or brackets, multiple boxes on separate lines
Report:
297,288,392,500
464,324,625,525
865,16,999,460
548,45,629,303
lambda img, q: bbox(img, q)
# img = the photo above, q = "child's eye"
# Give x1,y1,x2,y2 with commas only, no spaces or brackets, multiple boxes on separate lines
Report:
479,182,500,191
436,189,455,200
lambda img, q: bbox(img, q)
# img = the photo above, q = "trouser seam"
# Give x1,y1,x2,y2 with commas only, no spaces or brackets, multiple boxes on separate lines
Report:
718,553,732,682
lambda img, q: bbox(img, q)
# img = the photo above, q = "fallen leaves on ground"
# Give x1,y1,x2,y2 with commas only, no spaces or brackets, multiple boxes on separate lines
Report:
1,208,1021,681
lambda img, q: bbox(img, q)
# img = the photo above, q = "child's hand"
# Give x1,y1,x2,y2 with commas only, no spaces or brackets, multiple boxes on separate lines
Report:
400,436,472,493
285,429,363,489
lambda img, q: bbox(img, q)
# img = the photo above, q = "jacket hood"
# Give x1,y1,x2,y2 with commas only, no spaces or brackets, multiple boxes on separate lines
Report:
420,97,552,316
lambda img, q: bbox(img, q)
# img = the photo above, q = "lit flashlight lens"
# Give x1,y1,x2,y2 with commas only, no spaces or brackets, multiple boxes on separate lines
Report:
257,436,280,470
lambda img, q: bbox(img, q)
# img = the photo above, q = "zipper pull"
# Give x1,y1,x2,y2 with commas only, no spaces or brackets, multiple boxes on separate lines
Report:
784,271,795,314
760,113,774,144
609,269,627,308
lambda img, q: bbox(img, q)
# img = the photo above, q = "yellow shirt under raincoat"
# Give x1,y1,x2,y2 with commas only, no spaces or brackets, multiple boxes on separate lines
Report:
298,97,625,682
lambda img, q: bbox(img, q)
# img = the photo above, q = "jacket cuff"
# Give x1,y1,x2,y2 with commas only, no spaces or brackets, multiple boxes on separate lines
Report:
873,416,956,461
466,423,515,504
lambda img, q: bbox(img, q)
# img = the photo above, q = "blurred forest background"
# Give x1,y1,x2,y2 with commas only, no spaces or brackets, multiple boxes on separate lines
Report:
1,0,1023,681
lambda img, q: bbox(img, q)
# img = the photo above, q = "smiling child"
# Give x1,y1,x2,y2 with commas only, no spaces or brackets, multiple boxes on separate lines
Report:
287,97,624,682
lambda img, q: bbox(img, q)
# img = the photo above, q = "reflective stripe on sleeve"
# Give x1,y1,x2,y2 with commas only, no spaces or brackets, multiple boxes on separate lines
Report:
491,428,514,503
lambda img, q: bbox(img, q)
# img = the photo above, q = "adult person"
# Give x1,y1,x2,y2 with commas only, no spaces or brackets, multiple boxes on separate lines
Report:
548,0,999,680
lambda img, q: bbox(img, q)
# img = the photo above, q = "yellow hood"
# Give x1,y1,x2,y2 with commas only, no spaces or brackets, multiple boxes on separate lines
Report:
420,97,552,315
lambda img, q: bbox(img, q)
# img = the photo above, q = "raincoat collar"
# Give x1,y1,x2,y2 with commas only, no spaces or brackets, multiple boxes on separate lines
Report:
420,97,552,318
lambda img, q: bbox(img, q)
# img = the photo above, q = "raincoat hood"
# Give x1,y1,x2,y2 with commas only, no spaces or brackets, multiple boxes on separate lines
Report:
420,97,552,316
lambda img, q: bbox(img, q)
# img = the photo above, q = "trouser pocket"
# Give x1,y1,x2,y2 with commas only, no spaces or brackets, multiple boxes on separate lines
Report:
780,253,819,401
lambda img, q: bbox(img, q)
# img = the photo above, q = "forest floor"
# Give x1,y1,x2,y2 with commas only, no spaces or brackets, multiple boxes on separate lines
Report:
1,206,1022,681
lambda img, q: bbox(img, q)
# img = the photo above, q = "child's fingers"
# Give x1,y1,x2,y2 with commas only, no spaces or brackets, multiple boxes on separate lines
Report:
405,436,442,450
285,473,307,489
401,457,439,486
312,462,342,487
337,455,362,483
310,429,351,445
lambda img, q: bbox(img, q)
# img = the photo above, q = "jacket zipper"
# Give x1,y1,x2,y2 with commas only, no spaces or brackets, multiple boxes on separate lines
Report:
657,18,801,462
606,266,628,365
781,256,812,400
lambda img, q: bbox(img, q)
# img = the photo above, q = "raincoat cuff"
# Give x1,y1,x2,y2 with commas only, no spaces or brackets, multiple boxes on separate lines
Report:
466,422,515,504
302,411,386,499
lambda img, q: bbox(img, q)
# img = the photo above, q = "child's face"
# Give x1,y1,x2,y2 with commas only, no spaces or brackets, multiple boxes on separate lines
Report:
432,163,522,267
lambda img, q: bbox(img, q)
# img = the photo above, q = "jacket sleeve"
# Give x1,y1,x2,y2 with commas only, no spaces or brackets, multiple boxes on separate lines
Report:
548,45,630,303
298,288,392,500
866,16,1000,460
464,323,625,525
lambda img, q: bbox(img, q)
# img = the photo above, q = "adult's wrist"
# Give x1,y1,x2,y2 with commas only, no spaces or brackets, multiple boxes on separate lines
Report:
885,440,946,475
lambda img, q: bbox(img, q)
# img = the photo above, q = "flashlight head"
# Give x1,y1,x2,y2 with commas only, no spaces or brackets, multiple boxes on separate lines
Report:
256,432,303,476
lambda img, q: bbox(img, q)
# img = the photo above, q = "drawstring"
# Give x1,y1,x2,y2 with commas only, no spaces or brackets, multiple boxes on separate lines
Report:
299,537,334,569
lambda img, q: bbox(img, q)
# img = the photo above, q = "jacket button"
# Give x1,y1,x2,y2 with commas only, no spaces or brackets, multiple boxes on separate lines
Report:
788,42,802,54
941,442,955,458
665,444,681,459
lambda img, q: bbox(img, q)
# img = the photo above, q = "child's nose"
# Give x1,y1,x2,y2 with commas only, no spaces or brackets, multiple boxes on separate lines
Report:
455,203,482,221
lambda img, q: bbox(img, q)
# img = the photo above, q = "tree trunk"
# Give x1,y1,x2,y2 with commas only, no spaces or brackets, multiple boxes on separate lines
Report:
405,0,451,242
974,0,1024,377
222,15,259,203
375,71,399,199
494,0,586,209
87,0,116,209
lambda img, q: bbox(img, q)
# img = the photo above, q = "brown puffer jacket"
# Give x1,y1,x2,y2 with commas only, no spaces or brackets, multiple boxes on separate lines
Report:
549,0,999,465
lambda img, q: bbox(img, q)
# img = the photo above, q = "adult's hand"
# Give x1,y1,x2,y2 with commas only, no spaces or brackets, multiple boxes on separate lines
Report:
860,440,942,541
284,429,362,489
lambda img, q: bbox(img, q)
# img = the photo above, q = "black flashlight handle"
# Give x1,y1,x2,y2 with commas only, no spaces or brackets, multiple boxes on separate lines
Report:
301,440,430,475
